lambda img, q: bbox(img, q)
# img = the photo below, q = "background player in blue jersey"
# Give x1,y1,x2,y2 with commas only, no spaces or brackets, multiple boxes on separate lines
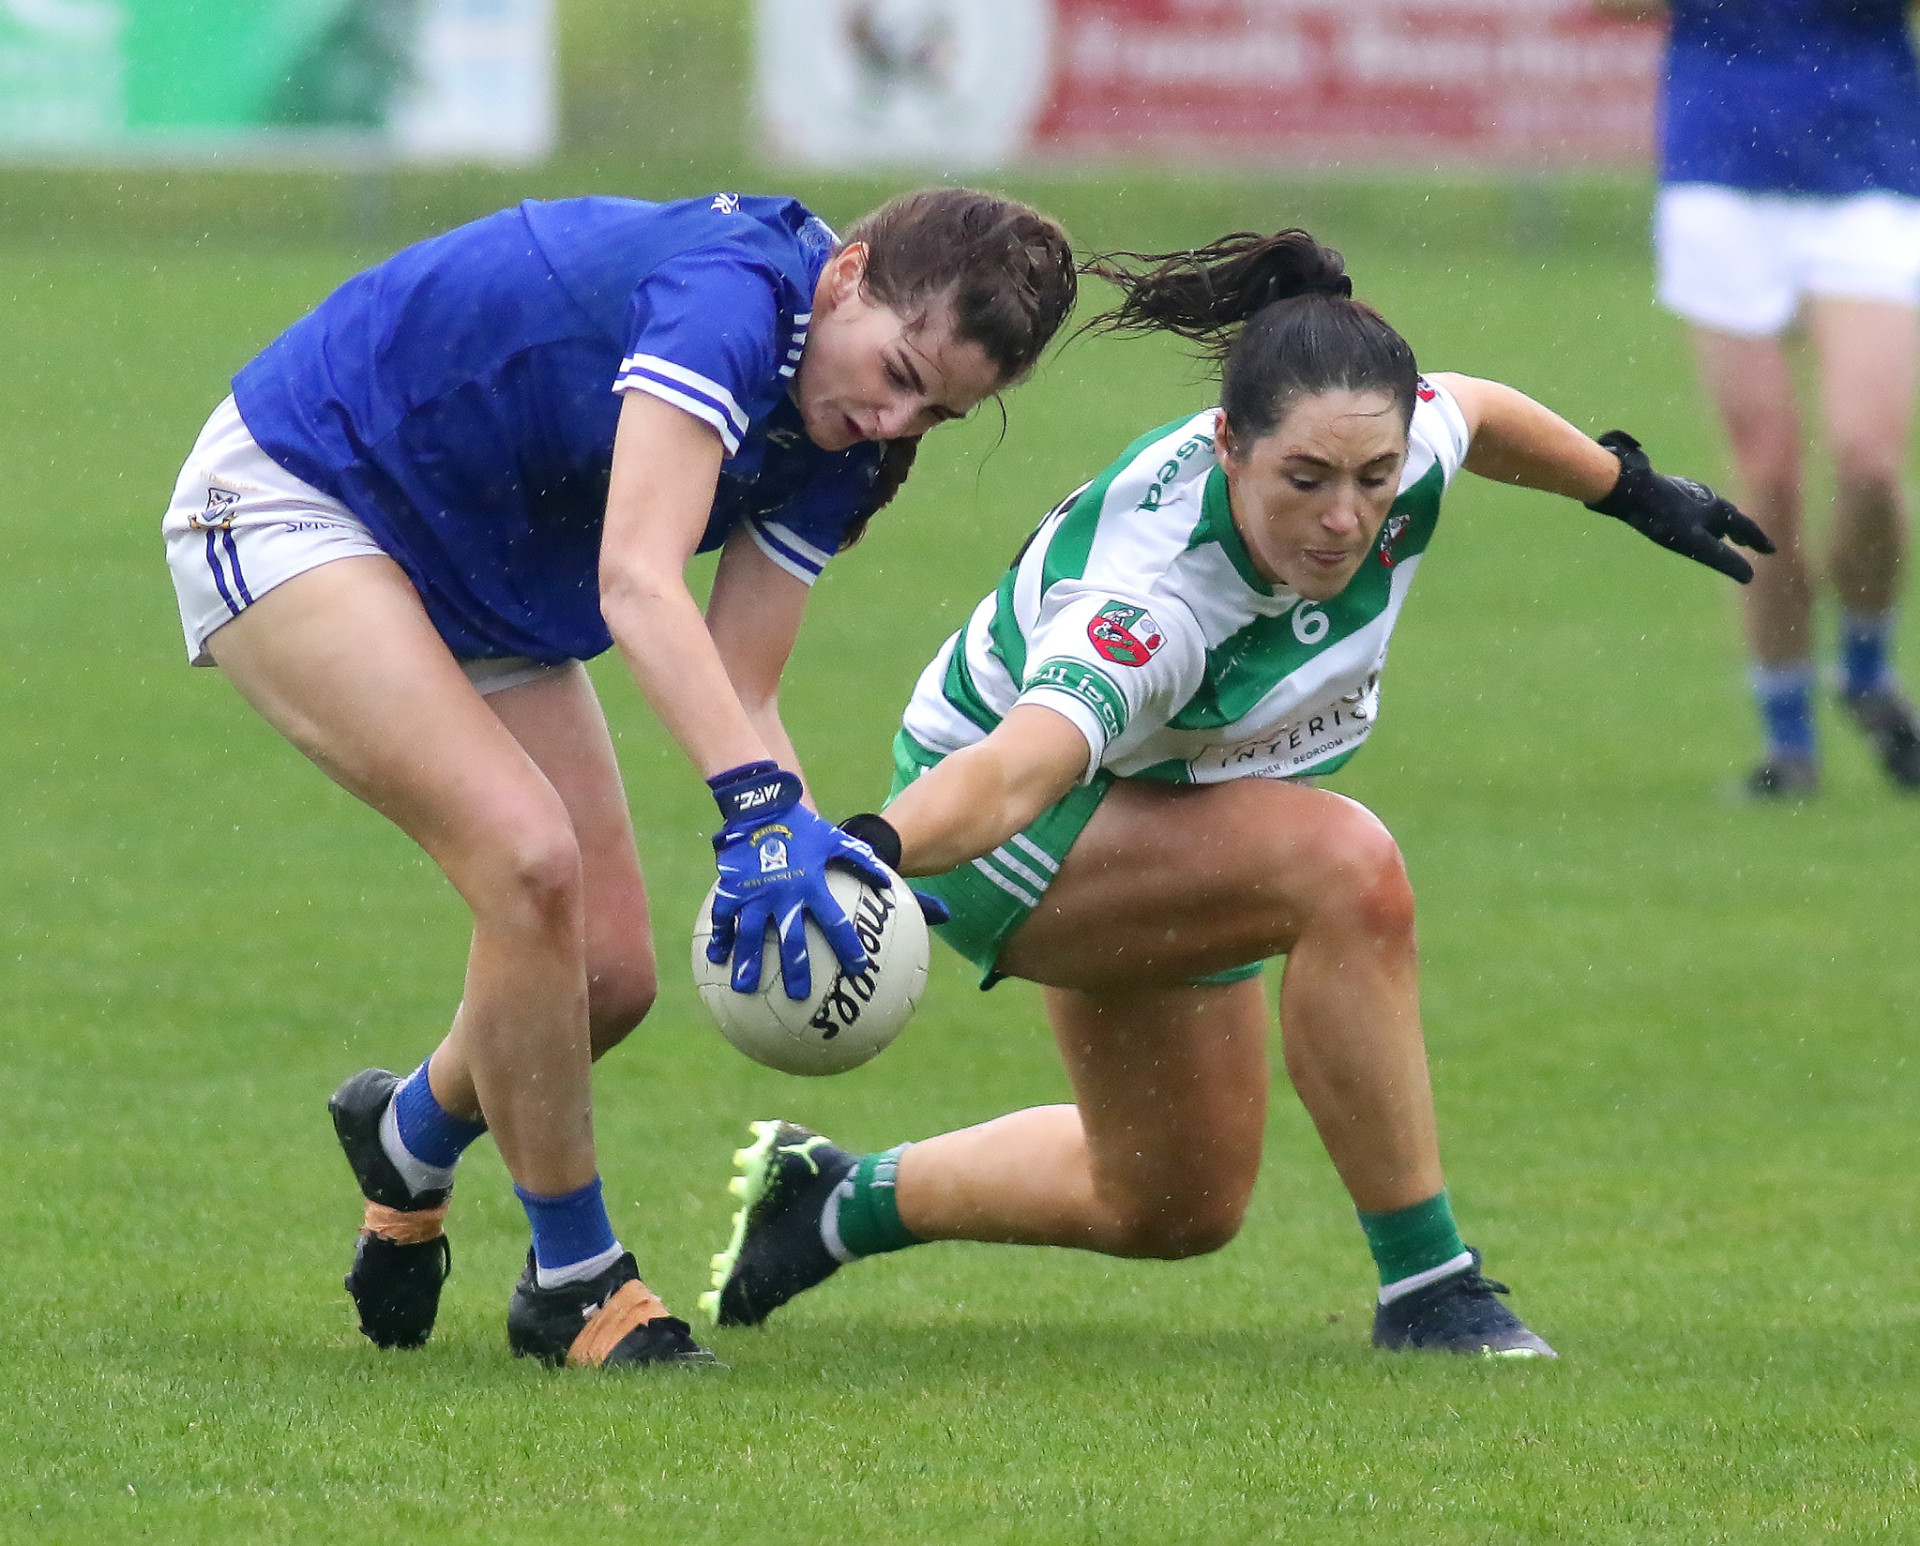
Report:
1612,0,1920,794
160,188,1076,1368
701,232,1768,1359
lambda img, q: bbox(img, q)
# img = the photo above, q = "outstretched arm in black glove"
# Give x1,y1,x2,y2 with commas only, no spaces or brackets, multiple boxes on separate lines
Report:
1430,372,1775,583
1583,429,1776,584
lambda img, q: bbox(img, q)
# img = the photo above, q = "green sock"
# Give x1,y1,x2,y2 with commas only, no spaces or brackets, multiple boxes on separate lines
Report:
1357,1190,1467,1289
831,1144,922,1259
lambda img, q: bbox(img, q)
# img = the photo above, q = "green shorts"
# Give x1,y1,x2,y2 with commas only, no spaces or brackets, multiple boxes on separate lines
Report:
889,730,1266,990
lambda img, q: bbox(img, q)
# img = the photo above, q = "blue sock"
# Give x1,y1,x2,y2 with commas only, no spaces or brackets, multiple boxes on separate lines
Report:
1840,612,1896,697
380,1060,487,1195
1750,662,1816,760
515,1176,622,1289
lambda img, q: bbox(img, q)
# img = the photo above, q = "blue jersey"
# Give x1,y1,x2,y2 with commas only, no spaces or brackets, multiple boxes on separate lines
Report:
1661,1,1920,196
232,194,886,662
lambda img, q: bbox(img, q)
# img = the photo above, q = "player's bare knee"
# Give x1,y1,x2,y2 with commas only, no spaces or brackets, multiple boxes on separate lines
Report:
1097,1170,1249,1259
1348,839,1416,943
1832,450,1905,516
1719,408,1800,488
1108,1197,1246,1260
477,825,585,939
1306,809,1414,943
588,962,658,1054
1747,471,1803,521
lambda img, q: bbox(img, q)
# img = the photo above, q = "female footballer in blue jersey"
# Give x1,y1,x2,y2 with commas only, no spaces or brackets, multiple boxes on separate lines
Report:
1606,0,1920,794
160,188,1076,1369
703,231,1770,1357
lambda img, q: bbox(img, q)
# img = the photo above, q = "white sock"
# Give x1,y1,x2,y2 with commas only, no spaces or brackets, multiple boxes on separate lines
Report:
534,1241,625,1291
1377,1249,1476,1306
378,1097,457,1198
819,1178,859,1265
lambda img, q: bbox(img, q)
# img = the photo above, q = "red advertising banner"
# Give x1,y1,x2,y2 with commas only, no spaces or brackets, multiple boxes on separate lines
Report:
1032,0,1659,165
754,0,1661,170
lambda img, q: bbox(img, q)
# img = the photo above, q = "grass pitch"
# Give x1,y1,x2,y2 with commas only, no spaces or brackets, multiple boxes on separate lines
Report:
4,167,1919,1543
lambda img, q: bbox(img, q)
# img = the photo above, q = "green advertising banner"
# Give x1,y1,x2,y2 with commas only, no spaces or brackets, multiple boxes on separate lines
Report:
0,0,554,162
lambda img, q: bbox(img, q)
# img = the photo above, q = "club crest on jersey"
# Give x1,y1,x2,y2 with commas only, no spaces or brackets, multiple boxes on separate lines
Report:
1087,600,1164,667
711,192,741,214
1416,376,1437,402
1378,512,1411,567
190,486,241,531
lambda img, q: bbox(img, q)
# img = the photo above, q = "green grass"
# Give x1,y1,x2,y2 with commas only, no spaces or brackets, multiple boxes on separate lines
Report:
6,151,1920,1543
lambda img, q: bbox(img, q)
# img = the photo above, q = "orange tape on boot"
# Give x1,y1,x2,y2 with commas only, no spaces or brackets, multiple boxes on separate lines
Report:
567,1279,671,1369
361,1200,449,1246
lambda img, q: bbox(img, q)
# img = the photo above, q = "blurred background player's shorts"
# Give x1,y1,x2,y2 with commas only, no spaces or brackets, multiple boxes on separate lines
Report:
162,396,569,695
1656,184,1920,336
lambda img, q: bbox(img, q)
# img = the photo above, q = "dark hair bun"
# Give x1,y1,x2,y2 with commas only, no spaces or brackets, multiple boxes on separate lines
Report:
845,189,1076,385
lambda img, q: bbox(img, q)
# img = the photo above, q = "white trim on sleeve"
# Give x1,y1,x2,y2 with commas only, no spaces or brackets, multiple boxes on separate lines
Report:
615,352,749,436
745,519,825,585
757,520,833,571
613,377,742,455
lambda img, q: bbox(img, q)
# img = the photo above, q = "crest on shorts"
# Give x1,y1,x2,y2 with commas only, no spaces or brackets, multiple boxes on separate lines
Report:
190,486,241,532
1087,600,1164,667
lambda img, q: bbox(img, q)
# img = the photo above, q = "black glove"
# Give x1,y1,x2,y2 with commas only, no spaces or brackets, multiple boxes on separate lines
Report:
1585,430,1775,584
840,813,951,926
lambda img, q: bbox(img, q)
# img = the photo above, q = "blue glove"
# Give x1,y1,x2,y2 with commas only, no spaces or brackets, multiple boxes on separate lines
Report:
706,762,893,1000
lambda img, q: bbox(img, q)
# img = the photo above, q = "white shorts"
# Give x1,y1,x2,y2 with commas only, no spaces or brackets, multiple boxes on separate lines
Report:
161,396,573,695
1657,184,1920,336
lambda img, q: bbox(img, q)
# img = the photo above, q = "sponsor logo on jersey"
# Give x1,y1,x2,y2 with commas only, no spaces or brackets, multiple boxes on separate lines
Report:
1030,658,1127,738
1200,678,1380,779
711,192,741,214
1378,511,1411,567
1416,377,1437,402
1087,600,1164,667
190,486,241,531
1135,431,1211,511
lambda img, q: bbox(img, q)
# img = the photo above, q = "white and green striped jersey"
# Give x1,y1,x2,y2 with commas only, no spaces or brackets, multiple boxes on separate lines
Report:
899,378,1471,784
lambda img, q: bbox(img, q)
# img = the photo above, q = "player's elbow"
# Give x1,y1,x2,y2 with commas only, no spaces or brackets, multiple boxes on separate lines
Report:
598,554,683,633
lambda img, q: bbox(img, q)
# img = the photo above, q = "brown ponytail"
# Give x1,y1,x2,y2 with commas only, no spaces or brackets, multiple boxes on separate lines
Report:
1083,229,1415,443
1080,230,1352,355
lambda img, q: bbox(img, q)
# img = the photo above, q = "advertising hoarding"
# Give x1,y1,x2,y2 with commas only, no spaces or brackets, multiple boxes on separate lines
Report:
757,0,1659,170
0,0,555,163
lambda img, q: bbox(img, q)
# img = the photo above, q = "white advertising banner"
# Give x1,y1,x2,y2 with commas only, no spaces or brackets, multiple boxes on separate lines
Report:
755,0,1660,171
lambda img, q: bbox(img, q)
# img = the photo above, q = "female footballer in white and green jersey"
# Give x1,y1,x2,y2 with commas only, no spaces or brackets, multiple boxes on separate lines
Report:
703,230,1772,1356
